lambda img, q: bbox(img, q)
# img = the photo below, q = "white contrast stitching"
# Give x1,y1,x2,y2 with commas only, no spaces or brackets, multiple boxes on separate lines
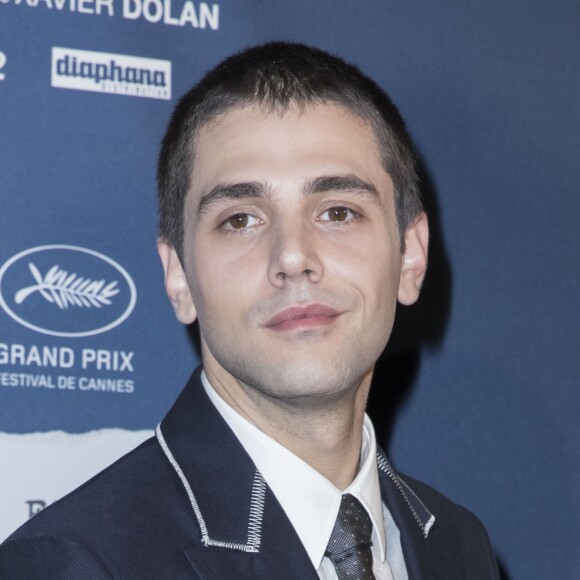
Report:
155,424,264,553
376,452,436,539
424,514,436,535
247,471,266,550
155,424,209,540
398,476,436,525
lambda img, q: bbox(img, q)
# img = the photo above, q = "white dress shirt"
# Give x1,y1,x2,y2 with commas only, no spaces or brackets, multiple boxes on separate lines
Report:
201,372,408,580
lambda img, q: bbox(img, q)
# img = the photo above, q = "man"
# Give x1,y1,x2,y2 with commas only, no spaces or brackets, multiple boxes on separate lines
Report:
0,42,500,579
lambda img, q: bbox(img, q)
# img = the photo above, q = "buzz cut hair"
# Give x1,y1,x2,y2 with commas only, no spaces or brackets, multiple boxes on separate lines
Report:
157,41,423,258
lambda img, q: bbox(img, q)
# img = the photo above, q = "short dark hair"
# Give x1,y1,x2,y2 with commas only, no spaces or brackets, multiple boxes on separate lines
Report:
157,42,422,257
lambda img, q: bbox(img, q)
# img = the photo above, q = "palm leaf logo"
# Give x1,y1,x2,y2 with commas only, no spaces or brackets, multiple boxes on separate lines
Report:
14,263,120,309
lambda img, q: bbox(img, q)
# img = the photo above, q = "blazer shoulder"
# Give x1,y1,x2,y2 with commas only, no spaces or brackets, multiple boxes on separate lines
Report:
0,436,201,579
397,472,501,579
3,435,162,542
0,534,115,580
398,472,489,530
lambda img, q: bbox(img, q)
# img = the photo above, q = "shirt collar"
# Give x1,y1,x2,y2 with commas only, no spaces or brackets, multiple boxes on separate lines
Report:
201,371,386,569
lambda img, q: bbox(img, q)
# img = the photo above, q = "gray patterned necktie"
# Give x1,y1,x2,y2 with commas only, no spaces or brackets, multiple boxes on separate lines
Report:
325,494,376,579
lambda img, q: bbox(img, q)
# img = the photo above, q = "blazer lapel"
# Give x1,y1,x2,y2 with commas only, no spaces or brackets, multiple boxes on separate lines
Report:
156,368,318,580
183,486,319,580
377,448,467,580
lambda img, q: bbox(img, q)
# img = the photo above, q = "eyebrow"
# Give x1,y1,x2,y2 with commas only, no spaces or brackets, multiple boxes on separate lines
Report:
304,174,381,203
196,173,381,216
197,181,270,215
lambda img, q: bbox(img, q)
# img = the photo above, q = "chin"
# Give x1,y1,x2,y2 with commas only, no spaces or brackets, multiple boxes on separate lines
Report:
239,358,367,404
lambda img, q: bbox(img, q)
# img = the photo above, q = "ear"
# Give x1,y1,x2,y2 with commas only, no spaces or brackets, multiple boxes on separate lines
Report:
157,240,197,324
398,213,429,306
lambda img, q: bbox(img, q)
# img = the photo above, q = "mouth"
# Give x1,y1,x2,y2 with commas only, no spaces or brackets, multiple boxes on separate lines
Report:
263,304,342,331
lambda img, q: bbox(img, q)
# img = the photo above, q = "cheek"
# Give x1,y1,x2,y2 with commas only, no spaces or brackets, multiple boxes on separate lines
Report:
328,235,401,299
188,246,263,325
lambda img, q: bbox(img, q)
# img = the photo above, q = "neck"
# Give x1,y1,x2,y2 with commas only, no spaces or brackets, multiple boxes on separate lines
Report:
204,361,373,491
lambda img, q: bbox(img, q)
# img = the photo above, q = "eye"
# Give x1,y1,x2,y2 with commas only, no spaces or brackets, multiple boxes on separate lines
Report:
221,213,262,232
319,206,359,223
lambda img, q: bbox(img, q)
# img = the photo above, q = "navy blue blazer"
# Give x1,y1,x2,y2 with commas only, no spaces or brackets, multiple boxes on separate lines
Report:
0,368,500,579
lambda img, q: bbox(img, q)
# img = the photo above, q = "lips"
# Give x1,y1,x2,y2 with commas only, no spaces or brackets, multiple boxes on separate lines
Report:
263,304,342,331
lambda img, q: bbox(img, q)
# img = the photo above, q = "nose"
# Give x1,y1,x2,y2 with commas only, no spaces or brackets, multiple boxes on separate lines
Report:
267,220,323,287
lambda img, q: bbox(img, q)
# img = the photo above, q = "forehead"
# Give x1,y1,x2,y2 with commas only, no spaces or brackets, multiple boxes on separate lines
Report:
188,103,389,197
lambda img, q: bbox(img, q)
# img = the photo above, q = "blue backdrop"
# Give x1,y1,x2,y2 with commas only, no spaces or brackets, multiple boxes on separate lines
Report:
1,1,578,578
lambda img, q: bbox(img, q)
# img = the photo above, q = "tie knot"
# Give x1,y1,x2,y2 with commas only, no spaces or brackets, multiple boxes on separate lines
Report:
325,494,374,562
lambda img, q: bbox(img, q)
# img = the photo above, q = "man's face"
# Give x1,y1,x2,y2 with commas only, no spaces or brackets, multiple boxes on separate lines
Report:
160,103,427,403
